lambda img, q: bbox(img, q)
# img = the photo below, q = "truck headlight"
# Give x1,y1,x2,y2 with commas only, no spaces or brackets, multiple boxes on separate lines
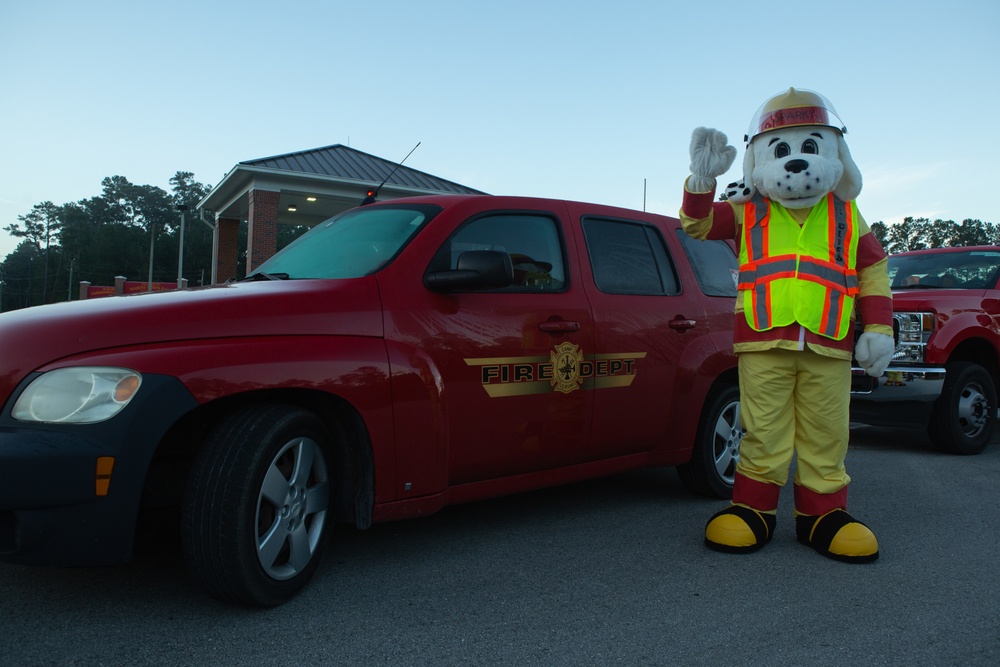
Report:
892,312,934,364
11,367,142,424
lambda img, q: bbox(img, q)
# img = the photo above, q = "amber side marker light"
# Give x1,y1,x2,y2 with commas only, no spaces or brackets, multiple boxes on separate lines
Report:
115,375,141,403
96,456,115,496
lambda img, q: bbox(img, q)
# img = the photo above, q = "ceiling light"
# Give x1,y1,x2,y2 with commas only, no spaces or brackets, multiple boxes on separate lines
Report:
288,205,297,212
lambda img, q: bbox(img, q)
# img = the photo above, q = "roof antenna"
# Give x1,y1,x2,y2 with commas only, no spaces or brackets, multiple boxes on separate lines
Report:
361,141,421,205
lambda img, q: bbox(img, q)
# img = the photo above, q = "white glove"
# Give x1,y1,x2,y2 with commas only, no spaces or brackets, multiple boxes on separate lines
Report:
855,332,894,377
688,127,737,192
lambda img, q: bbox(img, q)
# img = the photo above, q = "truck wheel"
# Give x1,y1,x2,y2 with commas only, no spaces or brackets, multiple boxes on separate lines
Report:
928,361,996,455
677,384,741,498
182,405,333,606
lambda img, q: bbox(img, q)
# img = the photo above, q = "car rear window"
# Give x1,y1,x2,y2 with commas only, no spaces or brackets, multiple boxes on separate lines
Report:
676,231,738,297
583,218,679,295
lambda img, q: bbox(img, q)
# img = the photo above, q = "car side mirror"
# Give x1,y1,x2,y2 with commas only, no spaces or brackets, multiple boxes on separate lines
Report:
424,250,514,292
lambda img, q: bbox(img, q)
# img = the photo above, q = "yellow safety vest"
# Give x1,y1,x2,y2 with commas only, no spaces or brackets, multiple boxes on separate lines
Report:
738,193,860,340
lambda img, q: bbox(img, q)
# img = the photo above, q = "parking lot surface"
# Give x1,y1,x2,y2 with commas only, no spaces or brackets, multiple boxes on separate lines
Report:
1,425,998,666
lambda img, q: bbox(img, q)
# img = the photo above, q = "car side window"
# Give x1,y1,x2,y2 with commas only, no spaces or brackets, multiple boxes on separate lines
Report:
433,213,567,291
583,217,679,295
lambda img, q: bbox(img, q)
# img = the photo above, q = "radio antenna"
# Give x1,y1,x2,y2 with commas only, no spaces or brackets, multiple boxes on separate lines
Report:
361,141,421,205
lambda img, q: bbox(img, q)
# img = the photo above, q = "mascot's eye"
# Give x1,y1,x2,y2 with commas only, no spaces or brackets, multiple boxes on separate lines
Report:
774,142,790,159
801,139,818,154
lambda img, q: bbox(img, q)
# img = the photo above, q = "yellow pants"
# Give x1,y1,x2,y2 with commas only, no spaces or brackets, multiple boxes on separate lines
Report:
735,347,852,515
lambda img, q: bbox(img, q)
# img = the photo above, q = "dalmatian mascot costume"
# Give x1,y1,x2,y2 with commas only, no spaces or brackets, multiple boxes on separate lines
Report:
680,88,895,562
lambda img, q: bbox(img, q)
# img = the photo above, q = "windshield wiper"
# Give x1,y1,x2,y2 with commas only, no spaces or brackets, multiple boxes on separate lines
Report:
241,271,290,282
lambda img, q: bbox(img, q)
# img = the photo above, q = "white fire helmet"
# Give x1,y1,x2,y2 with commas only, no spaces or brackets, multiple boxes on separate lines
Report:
745,88,847,144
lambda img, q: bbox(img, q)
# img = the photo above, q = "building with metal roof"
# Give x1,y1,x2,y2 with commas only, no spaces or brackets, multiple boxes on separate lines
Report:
197,144,487,283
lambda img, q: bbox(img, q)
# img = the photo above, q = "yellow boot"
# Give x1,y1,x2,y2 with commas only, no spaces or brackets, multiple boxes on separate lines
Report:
705,505,776,553
796,509,879,563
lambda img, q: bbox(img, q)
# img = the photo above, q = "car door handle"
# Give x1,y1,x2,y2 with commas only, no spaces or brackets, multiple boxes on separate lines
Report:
538,320,581,333
668,317,697,331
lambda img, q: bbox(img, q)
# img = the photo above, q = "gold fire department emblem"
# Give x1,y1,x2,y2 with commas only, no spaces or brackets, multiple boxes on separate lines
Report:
550,342,584,394
464,345,645,398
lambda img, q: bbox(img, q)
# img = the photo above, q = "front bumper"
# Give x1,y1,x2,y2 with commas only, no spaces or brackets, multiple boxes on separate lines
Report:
0,374,198,566
850,364,946,402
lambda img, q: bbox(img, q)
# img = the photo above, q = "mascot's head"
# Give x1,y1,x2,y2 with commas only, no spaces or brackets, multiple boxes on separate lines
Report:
741,88,862,209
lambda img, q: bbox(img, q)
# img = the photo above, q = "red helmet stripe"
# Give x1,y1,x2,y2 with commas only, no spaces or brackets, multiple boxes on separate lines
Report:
756,105,830,134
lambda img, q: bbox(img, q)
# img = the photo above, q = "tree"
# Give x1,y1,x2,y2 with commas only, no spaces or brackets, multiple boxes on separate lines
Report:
869,221,889,249
4,201,61,248
875,217,1000,255
170,171,211,208
884,216,929,253
3,201,63,303
168,171,214,286
926,219,959,248
954,219,996,247
0,171,217,310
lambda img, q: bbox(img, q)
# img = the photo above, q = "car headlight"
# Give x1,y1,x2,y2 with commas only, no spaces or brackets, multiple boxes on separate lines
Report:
892,312,934,364
11,367,142,424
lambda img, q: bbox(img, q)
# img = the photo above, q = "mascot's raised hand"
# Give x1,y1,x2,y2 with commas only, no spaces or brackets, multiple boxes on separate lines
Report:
855,331,894,377
688,127,736,193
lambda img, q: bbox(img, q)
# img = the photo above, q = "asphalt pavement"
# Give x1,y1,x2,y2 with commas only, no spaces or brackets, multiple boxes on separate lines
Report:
1,425,998,666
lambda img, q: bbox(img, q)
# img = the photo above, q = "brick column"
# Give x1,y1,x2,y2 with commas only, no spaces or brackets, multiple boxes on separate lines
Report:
247,188,279,272
215,217,241,283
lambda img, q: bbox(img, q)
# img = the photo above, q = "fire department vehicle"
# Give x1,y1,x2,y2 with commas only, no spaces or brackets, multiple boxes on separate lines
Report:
851,245,1000,454
0,195,741,605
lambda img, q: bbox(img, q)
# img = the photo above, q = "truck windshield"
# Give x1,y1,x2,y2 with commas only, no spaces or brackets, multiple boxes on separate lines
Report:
252,204,441,279
889,249,1000,290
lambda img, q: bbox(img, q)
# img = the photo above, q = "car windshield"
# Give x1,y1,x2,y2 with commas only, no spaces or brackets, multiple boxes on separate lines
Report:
251,204,440,280
888,249,1000,289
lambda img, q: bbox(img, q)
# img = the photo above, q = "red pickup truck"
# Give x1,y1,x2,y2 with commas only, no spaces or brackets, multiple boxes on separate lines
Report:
0,194,741,605
850,245,1000,455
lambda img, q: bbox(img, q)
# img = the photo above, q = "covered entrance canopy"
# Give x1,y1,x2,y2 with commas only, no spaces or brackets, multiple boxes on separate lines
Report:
197,144,487,283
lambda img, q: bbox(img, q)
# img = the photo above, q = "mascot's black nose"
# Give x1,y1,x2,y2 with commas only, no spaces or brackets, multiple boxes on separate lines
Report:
785,159,809,174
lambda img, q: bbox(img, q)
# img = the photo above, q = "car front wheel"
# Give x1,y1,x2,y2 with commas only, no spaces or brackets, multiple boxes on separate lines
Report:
928,361,996,455
677,383,741,498
182,405,333,606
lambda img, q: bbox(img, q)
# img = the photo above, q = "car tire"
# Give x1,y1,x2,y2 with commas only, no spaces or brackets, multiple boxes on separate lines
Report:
182,404,334,606
677,383,741,498
928,361,996,455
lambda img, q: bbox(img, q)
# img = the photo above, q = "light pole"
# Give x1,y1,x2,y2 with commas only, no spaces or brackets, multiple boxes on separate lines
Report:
176,204,188,289
147,223,155,292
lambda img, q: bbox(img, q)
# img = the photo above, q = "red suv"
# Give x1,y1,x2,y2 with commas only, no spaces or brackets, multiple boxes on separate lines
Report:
851,245,1000,454
0,195,742,605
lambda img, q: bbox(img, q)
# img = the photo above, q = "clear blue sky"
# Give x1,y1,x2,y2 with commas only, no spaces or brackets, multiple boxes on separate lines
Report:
1,0,997,258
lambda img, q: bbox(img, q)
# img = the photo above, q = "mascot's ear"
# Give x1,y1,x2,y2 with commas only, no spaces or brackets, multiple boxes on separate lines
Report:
834,133,862,201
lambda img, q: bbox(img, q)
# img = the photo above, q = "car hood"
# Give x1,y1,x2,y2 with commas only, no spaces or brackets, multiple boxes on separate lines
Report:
0,278,383,395
891,287,989,311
